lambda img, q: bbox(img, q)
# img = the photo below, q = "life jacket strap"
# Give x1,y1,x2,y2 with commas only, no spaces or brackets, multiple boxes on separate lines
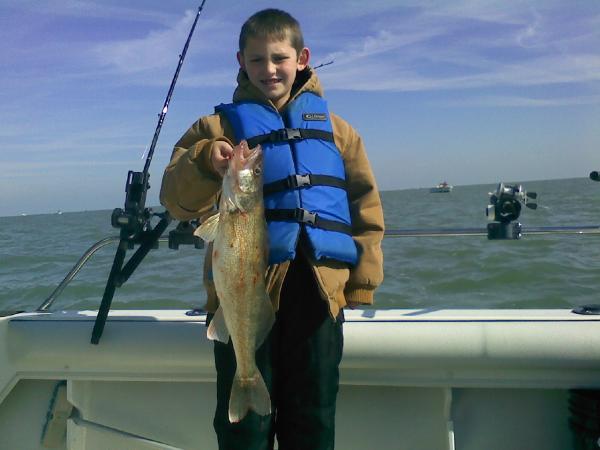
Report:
265,208,352,235
263,174,346,196
247,128,334,149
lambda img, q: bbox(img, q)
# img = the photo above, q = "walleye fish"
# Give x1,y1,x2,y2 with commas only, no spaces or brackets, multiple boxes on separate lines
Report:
195,140,275,423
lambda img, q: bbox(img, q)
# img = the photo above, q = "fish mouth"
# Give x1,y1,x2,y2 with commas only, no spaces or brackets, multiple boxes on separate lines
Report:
234,140,262,170
227,140,263,197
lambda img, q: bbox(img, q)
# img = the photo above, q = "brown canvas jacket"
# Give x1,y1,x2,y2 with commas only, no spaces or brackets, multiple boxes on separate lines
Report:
160,67,384,318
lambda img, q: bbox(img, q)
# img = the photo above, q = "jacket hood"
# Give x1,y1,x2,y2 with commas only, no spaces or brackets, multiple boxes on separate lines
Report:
232,66,324,107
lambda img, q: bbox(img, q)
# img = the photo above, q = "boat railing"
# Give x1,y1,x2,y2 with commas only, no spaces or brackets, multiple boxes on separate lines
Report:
37,236,160,312
385,225,600,237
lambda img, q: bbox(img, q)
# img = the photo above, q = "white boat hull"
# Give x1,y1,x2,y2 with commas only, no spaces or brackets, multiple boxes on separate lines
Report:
430,186,453,193
2,308,599,449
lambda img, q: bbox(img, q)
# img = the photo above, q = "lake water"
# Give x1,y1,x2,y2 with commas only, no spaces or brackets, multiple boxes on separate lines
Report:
2,177,600,312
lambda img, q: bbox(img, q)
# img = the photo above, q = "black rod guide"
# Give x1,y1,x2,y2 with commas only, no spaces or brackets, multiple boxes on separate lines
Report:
91,2,207,345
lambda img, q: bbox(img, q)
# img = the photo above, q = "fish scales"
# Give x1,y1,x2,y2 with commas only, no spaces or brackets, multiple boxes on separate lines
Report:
195,140,274,423
214,208,267,376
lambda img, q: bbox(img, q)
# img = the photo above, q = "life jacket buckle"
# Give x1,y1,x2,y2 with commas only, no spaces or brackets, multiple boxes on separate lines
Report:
293,174,312,188
295,208,317,225
275,128,302,141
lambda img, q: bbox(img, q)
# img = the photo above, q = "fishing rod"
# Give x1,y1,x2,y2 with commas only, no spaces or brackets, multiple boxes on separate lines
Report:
313,60,334,70
89,2,207,345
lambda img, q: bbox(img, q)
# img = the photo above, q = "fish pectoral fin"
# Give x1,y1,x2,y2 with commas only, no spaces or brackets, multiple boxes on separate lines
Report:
255,294,276,350
194,213,220,242
207,306,230,343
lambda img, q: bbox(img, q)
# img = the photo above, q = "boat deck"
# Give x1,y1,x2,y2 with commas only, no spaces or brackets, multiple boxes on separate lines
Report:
2,308,599,449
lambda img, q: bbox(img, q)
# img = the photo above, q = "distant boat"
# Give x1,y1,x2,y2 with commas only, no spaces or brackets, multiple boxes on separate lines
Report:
56,210,63,215
430,181,453,193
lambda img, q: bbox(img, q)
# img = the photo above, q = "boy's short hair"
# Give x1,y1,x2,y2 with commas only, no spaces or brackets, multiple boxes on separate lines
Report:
239,9,304,55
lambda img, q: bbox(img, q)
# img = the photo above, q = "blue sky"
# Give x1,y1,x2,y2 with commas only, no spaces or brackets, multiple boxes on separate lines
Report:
2,0,600,216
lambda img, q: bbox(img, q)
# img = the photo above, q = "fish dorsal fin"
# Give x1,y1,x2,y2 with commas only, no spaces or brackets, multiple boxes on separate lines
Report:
194,213,220,242
207,306,230,343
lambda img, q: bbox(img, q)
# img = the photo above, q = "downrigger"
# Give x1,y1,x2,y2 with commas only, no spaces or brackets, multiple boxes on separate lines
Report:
486,183,538,239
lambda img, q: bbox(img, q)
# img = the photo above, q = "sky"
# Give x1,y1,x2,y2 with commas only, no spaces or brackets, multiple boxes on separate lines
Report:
1,0,600,216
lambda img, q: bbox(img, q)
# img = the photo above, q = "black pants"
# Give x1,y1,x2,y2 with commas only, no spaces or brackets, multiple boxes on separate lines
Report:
211,253,344,450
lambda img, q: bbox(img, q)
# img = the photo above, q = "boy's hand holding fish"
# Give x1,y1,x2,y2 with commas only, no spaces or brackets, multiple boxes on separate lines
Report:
211,140,234,176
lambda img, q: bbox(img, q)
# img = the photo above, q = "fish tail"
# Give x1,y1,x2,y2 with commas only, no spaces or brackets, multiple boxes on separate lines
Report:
228,370,271,423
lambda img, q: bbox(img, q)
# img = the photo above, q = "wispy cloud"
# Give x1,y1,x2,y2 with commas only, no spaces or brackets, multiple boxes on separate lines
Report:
0,160,138,176
90,9,234,78
92,9,199,74
435,94,600,108
2,124,152,158
314,1,600,105
3,0,178,25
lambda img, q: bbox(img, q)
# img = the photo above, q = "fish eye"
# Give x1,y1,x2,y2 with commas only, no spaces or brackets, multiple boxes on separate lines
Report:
254,167,262,176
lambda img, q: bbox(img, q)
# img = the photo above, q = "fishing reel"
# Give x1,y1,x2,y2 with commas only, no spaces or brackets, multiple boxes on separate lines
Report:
486,183,537,239
111,171,153,247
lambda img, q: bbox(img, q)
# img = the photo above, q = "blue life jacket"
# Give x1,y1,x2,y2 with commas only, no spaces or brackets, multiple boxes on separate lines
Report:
215,92,358,266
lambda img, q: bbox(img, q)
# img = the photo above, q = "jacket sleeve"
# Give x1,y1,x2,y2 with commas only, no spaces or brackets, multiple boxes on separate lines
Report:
159,114,233,221
331,113,385,305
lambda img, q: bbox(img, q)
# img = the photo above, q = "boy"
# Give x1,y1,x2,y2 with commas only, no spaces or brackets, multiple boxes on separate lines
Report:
160,8,384,450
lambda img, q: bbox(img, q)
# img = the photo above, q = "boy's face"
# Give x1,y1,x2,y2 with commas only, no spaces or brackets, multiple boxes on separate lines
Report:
238,36,310,110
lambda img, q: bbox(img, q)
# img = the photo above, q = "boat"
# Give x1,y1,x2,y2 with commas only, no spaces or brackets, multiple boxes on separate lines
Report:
2,306,600,449
430,181,453,193
3,185,600,449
